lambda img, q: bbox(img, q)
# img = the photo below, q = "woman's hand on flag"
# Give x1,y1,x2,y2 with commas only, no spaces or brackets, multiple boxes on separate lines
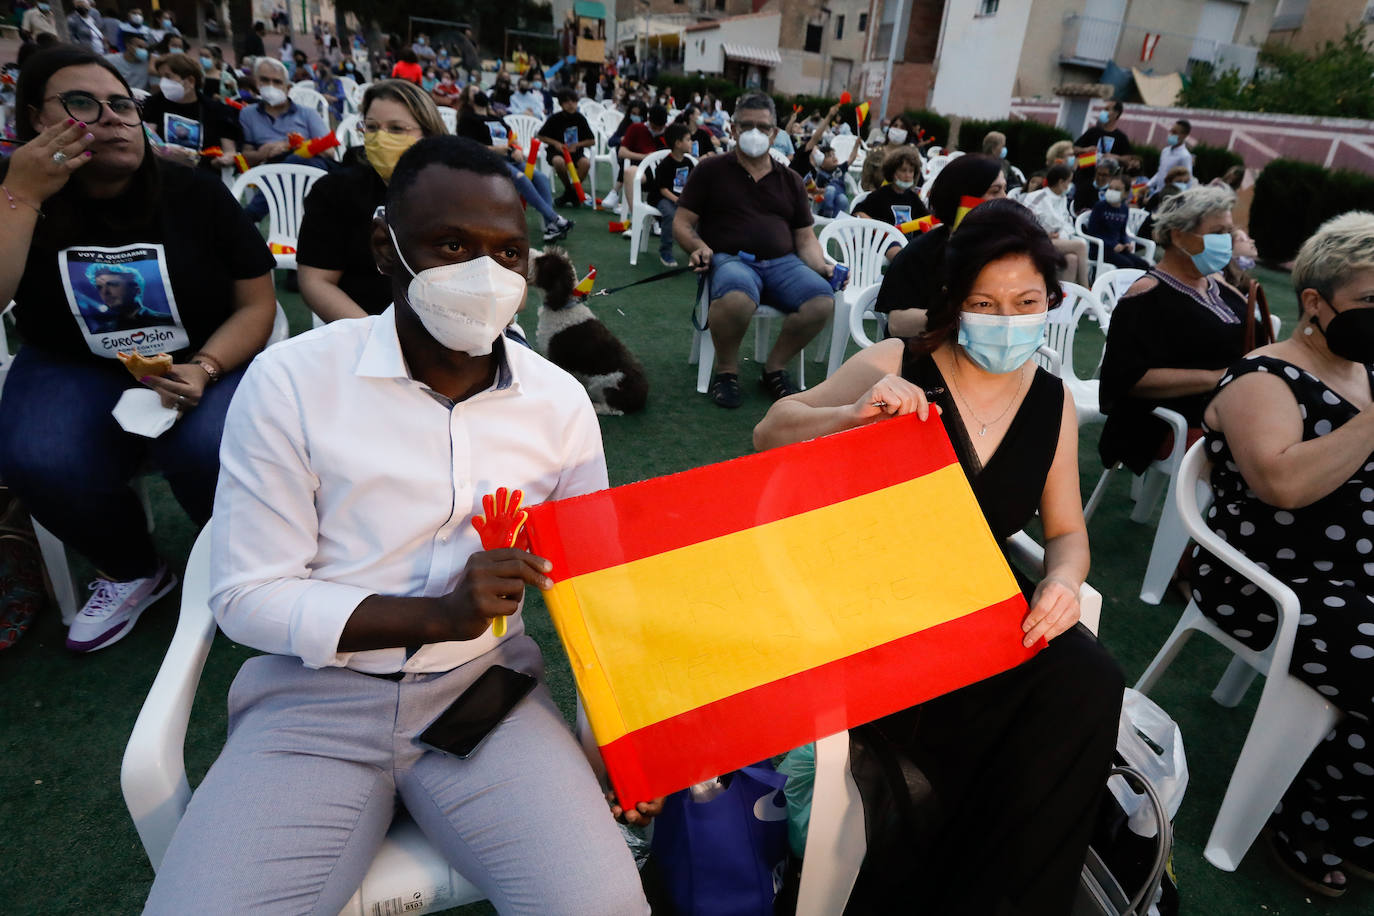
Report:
852,373,936,424
1023,575,1081,647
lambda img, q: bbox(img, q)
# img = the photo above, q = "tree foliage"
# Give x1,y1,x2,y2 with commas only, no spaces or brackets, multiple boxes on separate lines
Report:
1180,26,1374,120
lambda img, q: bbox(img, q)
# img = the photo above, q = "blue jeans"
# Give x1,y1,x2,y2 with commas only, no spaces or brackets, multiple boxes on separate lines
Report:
0,347,244,579
506,163,558,226
655,198,677,259
820,183,849,218
708,252,834,314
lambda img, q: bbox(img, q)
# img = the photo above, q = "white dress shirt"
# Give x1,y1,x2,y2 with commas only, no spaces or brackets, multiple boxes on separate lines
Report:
508,89,547,118
1023,187,1077,239
211,308,608,673
1148,143,1194,196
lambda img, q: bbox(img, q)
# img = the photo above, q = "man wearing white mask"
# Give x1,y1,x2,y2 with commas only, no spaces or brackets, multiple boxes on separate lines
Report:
144,136,653,913
239,57,328,168
674,92,838,408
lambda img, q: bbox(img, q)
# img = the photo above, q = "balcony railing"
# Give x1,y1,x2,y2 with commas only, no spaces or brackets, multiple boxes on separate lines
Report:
1060,14,1259,79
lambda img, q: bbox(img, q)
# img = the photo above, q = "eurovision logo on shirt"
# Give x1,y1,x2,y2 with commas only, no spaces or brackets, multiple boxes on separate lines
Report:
524,413,1037,807
58,243,190,359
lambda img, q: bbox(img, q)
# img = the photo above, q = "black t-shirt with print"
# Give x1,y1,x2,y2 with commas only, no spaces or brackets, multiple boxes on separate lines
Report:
853,184,928,226
140,91,243,160
8,163,275,363
296,160,392,315
537,109,594,150
647,153,694,205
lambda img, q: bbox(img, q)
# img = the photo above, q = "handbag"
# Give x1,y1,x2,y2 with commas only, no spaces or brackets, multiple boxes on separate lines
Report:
648,763,790,916
1074,766,1173,916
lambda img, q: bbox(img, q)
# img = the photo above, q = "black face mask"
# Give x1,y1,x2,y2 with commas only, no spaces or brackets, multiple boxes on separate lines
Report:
1316,300,1374,364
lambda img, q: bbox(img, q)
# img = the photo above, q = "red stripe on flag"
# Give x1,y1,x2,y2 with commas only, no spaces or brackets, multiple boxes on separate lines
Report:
527,414,959,580
958,195,984,211
599,594,1035,807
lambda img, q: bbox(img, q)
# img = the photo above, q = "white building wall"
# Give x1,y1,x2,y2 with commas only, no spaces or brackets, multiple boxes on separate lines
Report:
683,14,784,74
929,0,1037,119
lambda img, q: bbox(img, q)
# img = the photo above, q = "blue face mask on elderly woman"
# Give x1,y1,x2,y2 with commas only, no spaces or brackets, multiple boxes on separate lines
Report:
957,311,1048,375
1187,231,1233,276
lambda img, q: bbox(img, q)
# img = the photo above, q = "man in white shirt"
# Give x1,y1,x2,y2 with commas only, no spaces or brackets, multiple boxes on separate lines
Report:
508,78,546,117
145,137,651,914
1147,118,1195,196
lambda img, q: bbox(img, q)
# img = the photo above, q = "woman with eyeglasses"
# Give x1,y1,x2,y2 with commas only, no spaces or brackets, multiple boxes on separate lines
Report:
1098,186,1272,474
296,80,448,322
0,46,277,652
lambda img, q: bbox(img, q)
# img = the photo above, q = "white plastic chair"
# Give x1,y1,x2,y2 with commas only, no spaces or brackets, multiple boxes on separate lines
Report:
587,126,611,205
846,283,886,350
438,106,457,135
334,113,365,150
1033,282,1109,427
35,305,291,624
797,530,1103,912
1134,441,1341,871
1090,267,1145,323
828,134,864,172
628,149,698,266
288,84,331,129
230,165,328,271
504,113,554,185
847,190,870,213
346,81,369,115
816,219,906,376
120,523,491,914
577,97,603,119
1126,207,1157,261
690,278,805,393
0,300,14,396
337,75,360,115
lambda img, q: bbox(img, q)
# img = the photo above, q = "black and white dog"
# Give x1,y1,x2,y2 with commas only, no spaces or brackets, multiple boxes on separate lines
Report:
530,247,649,415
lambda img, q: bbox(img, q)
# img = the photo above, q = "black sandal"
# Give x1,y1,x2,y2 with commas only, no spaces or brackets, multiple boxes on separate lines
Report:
760,368,799,401
1264,825,1347,898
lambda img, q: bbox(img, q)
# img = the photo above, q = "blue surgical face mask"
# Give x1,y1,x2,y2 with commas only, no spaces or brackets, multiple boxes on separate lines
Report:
999,146,1007,159
630,114,642,123
200,56,214,69
1098,110,1110,125
894,178,915,190
1188,231,1233,275
1172,181,1189,192
133,47,149,62
1166,134,1180,147
957,311,1048,375
1233,255,1256,271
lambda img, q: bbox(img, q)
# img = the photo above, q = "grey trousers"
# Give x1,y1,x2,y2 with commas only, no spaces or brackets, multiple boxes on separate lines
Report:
145,636,647,915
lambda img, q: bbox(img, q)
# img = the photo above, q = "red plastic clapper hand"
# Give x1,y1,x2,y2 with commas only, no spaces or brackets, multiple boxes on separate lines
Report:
470,488,530,637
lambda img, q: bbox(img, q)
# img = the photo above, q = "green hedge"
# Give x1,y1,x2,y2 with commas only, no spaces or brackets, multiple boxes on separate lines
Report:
1191,142,1244,184
1249,158,1374,263
902,109,951,148
1133,144,1160,179
955,118,1072,180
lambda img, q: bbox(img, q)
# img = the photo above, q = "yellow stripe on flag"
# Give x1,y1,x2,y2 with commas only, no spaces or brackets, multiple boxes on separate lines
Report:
544,464,1018,744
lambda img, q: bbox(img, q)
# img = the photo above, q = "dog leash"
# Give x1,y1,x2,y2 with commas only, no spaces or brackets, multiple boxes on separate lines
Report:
590,265,695,297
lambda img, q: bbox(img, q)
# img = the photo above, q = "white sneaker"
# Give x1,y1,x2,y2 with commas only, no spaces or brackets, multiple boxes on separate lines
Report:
601,188,620,211
66,563,176,652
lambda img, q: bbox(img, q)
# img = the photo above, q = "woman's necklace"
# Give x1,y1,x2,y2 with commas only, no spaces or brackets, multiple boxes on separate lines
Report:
948,350,1026,437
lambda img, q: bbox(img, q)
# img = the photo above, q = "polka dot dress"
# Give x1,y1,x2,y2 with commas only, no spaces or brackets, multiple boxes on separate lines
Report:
1191,355,1374,872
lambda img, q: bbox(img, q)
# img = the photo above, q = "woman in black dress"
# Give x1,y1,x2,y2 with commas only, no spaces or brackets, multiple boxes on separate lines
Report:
1191,211,1374,897
755,200,1122,913
1097,185,1273,474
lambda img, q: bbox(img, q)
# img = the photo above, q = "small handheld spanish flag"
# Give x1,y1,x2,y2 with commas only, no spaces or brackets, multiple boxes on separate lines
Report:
954,195,984,229
855,101,870,131
564,146,587,203
1075,150,1098,170
525,138,541,180
608,220,629,233
233,153,249,173
269,242,297,255
292,133,340,158
572,265,597,297
898,214,941,235
200,146,224,158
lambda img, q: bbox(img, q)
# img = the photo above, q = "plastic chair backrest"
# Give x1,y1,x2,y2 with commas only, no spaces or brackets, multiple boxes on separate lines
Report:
632,148,674,213
848,190,870,213
768,148,791,167
335,113,364,149
505,114,544,156
338,75,359,111
230,164,327,252
596,109,622,138
347,81,369,112
577,98,603,118
830,134,860,162
1127,206,1149,236
439,106,457,135
288,84,330,127
1092,267,1146,314
1036,281,1096,378
817,219,906,290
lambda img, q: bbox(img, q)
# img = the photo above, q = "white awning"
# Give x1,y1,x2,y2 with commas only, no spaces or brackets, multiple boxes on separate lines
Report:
723,44,781,67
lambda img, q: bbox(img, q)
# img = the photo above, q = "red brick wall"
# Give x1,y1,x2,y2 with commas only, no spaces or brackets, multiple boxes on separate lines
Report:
902,0,945,63
886,61,935,114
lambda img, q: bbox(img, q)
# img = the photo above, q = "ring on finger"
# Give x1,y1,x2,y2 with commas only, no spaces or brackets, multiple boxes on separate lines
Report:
52,151,68,164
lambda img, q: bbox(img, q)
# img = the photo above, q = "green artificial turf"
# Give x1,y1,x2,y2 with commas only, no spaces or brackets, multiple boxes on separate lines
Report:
0,177,1361,915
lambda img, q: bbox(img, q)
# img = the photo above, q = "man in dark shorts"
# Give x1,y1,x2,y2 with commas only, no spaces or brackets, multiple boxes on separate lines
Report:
673,92,838,408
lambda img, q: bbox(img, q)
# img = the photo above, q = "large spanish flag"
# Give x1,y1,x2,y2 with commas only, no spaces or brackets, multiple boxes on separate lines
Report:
525,414,1037,807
